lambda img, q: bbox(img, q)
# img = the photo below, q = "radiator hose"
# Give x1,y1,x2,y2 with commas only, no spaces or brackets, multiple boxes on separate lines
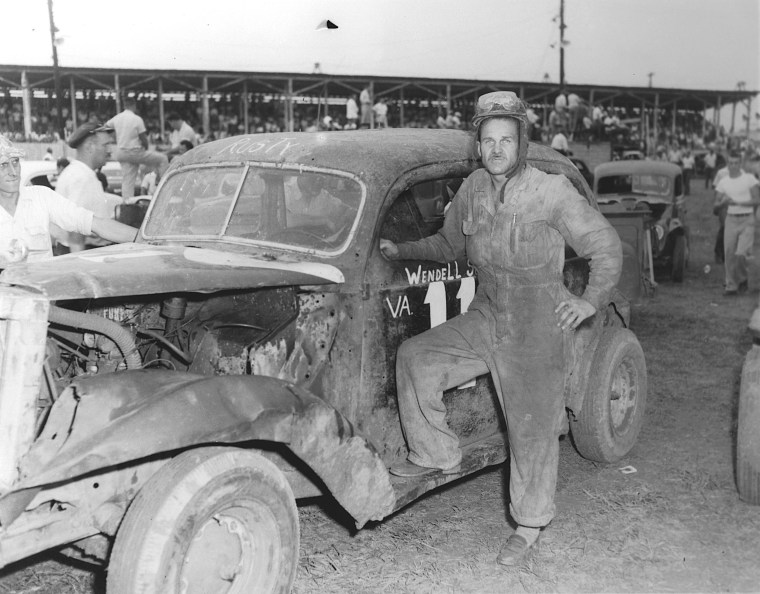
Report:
48,305,142,370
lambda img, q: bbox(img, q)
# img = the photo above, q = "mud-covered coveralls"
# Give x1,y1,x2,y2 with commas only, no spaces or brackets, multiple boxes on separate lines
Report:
393,114,622,528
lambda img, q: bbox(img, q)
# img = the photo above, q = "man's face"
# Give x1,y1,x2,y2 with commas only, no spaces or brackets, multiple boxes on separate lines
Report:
728,156,742,175
0,157,21,196
477,118,520,178
88,132,114,169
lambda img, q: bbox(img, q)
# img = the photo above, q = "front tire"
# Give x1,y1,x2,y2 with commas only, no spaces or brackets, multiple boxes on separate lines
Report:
571,328,648,463
738,346,760,504
107,447,299,594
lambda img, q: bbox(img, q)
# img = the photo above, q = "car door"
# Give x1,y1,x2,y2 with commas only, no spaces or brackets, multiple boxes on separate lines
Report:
358,175,503,462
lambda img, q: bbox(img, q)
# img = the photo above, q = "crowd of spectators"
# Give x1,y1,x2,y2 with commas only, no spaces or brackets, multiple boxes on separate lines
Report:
2,90,756,164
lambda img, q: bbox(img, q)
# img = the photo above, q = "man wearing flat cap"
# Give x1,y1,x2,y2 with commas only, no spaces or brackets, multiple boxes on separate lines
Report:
55,122,124,250
0,134,137,264
380,91,622,565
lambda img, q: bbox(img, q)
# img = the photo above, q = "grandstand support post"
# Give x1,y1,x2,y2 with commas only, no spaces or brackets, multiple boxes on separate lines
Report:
114,75,121,113
653,92,659,147
747,96,752,139
714,95,722,129
287,78,294,133
671,99,677,142
446,84,451,118
21,71,32,140
158,78,165,143
370,81,375,129
399,87,405,128
69,78,77,130
202,76,210,141
702,101,707,139
242,80,249,134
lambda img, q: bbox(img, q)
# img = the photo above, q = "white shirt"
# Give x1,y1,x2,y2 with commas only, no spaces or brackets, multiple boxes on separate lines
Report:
56,159,122,219
551,132,569,152
169,121,197,148
346,98,359,120
106,108,146,150
0,186,93,261
716,172,759,215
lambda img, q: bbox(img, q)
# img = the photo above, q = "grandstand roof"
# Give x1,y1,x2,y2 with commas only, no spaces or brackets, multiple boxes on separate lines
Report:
0,64,755,112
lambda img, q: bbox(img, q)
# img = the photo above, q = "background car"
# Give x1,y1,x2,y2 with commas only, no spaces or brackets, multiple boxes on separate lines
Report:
0,130,647,592
739,303,760,505
594,160,689,282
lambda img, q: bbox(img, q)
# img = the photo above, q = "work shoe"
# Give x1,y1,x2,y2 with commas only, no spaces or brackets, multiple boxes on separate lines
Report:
389,459,460,478
496,533,539,566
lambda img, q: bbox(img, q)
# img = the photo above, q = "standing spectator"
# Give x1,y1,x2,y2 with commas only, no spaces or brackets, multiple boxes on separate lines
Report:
43,147,54,161
704,147,718,189
567,92,581,140
55,122,124,251
106,96,168,199
714,152,760,295
165,112,196,159
345,95,359,129
359,86,372,128
373,99,389,129
681,149,695,195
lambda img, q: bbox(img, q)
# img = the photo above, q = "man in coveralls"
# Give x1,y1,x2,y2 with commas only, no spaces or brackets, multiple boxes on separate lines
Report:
379,91,622,566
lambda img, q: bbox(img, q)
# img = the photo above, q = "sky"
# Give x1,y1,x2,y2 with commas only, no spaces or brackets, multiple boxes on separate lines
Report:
1,0,758,92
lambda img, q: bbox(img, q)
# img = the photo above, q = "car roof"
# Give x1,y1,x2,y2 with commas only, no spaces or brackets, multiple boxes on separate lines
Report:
20,160,57,184
595,160,681,177
173,129,585,193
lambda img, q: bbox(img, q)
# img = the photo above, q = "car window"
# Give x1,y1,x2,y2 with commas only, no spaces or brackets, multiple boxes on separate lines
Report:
597,173,671,197
380,178,464,243
144,165,363,252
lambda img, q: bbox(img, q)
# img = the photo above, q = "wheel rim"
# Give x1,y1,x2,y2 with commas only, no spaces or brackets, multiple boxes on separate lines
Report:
609,356,639,432
179,502,280,594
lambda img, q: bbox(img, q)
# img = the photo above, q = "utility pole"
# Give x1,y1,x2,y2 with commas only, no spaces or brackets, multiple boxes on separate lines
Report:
559,0,566,92
47,0,65,140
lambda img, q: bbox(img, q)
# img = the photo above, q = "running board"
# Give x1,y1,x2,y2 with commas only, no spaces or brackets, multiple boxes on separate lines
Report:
390,433,508,513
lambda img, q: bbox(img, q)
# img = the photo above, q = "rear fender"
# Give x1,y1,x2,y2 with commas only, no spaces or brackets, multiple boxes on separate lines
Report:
14,370,395,528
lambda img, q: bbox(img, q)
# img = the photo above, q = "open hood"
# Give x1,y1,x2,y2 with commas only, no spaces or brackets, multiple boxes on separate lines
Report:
0,243,344,301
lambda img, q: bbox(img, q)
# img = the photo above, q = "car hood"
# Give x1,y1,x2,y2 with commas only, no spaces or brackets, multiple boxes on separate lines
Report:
0,243,344,301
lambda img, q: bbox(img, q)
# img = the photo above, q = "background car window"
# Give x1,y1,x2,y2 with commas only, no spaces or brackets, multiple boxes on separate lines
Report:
597,175,632,195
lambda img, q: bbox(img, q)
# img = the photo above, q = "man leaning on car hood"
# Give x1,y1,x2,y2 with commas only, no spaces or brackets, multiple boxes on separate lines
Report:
0,134,137,264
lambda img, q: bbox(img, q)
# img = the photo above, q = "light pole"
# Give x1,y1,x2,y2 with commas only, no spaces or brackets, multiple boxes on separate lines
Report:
47,0,65,140
647,72,655,88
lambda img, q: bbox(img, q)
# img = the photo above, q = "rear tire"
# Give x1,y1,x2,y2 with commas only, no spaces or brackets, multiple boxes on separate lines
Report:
571,328,648,463
670,234,687,282
107,447,299,594
738,346,760,504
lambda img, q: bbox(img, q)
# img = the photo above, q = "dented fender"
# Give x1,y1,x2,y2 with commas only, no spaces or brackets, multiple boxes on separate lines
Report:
14,370,395,528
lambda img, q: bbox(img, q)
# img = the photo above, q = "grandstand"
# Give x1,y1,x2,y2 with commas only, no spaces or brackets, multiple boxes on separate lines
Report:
0,64,755,156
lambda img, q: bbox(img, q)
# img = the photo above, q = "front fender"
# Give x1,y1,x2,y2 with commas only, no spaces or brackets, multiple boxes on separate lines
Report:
16,370,395,527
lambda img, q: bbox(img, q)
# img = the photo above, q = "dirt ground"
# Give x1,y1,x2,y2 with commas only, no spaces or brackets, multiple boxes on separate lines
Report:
2,168,760,593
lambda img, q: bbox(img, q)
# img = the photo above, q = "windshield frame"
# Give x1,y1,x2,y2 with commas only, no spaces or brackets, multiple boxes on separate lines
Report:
140,161,367,256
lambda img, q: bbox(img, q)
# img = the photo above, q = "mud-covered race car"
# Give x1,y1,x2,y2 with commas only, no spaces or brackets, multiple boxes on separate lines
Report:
0,130,647,593
594,160,689,282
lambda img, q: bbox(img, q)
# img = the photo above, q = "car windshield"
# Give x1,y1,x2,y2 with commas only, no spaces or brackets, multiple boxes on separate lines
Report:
143,165,363,252
597,173,672,197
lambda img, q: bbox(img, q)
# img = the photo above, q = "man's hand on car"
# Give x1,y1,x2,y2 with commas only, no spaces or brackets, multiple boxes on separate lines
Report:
379,238,399,260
